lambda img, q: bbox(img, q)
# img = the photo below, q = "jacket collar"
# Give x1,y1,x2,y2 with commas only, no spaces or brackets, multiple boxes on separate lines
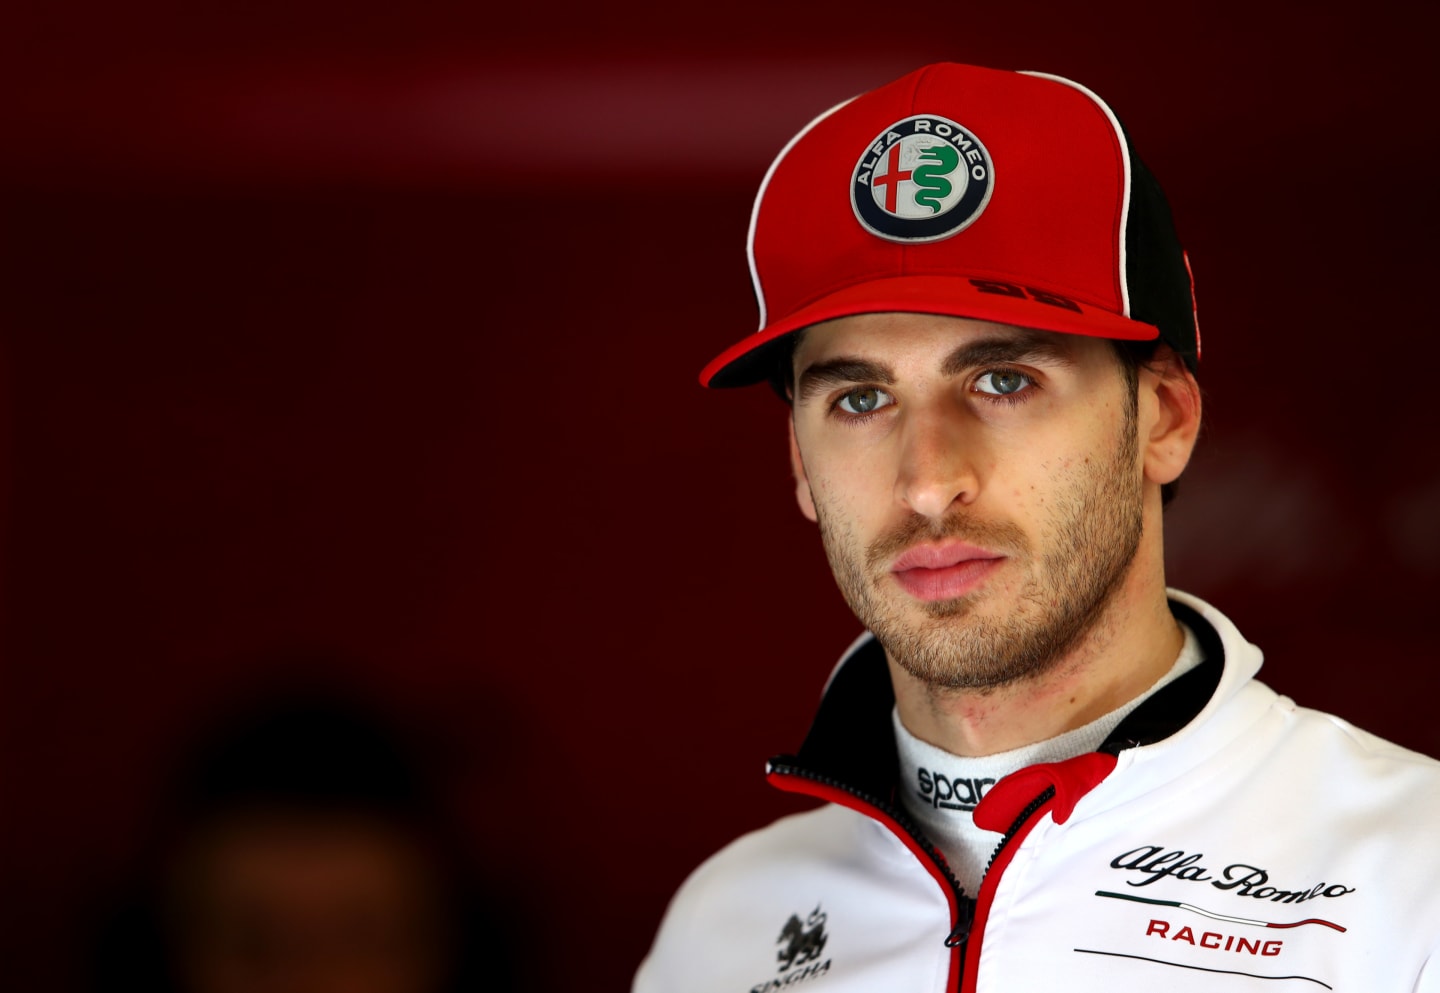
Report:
772,597,1228,806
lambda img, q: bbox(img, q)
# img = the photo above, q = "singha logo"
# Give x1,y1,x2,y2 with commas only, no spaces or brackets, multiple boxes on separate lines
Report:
776,905,827,972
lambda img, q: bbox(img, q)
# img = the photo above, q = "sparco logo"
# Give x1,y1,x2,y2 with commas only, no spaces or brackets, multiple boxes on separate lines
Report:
917,768,994,812
747,905,832,993
850,114,994,243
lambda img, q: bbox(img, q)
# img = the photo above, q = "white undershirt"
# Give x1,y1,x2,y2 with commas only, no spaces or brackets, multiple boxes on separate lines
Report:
893,624,1203,895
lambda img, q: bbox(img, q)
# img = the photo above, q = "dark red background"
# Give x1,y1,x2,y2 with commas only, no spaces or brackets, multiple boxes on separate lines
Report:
5,2,1439,990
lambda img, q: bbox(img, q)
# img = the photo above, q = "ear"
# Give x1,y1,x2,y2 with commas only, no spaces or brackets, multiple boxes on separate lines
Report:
787,417,819,523
1140,351,1202,486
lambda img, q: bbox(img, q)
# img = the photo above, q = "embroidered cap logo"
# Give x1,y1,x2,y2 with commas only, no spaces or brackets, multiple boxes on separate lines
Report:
850,114,995,243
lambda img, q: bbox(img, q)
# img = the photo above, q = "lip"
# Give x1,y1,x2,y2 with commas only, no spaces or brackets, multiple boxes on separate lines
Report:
889,541,1004,602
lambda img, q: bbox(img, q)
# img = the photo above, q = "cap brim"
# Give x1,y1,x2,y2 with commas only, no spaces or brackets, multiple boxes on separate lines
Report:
700,275,1159,388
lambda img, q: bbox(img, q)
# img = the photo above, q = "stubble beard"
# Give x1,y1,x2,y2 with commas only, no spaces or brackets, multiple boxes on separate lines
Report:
814,405,1145,692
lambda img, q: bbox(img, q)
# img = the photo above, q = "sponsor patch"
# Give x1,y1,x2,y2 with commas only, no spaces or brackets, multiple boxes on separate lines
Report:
748,905,832,992
1107,845,1357,905
851,114,994,243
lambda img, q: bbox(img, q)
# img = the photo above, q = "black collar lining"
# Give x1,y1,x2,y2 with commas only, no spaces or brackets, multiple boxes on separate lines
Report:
776,599,1227,795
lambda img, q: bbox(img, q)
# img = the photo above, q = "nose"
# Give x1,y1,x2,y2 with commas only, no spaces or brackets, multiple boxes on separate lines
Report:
894,404,983,519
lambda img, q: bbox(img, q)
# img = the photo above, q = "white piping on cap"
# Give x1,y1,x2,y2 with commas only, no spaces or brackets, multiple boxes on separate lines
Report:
1018,71,1133,317
747,96,856,330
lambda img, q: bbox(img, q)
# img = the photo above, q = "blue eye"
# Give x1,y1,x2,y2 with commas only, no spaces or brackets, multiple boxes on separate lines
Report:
836,388,894,415
974,370,1031,396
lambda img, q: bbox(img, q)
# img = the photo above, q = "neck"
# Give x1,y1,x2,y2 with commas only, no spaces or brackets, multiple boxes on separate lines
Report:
889,560,1182,758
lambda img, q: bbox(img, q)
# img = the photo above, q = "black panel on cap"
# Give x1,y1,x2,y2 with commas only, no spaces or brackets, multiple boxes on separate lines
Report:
1121,129,1199,372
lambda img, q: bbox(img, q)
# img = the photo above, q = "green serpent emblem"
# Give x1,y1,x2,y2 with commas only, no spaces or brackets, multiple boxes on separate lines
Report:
911,143,961,214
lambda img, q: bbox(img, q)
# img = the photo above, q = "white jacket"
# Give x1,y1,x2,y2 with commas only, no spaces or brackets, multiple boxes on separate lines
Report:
635,592,1440,992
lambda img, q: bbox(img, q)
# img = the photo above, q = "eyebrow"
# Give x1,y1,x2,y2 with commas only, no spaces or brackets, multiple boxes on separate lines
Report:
795,358,894,402
794,330,1077,403
940,332,1076,377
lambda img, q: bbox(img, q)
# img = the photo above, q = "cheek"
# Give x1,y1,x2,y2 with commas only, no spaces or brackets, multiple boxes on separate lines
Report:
1004,446,1077,503
806,458,890,530
806,466,857,516
998,440,1111,527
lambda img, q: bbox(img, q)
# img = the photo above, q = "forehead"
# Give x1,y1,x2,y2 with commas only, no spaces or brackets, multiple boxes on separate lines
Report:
793,312,1103,370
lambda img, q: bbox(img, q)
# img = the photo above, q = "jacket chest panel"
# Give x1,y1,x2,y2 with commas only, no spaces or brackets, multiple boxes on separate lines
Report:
976,817,1377,992
684,842,957,993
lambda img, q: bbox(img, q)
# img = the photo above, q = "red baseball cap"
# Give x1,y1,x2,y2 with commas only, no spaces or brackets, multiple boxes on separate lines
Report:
700,62,1199,388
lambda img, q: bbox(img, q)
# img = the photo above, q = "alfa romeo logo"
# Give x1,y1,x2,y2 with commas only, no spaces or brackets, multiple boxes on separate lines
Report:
850,114,994,243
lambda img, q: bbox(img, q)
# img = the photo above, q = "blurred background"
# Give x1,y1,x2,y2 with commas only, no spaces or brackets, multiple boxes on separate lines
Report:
4,1,1439,990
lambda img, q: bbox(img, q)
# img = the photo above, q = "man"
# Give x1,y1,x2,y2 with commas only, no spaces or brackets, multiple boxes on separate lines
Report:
88,692,518,993
634,63,1440,992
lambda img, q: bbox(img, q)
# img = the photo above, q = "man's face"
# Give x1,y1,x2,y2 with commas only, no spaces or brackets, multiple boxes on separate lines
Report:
169,811,449,993
788,313,1146,690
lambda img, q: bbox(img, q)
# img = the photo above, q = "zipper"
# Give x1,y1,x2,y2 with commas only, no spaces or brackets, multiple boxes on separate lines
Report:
943,898,975,947
956,784,1062,993
769,765,1063,992
943,783,1058,953
984,784,1056,876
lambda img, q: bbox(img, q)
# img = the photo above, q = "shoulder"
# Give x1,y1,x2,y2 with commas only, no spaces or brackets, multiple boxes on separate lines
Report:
1274,699,1440,816
1265,692,1440,772
1295,704,1440,768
